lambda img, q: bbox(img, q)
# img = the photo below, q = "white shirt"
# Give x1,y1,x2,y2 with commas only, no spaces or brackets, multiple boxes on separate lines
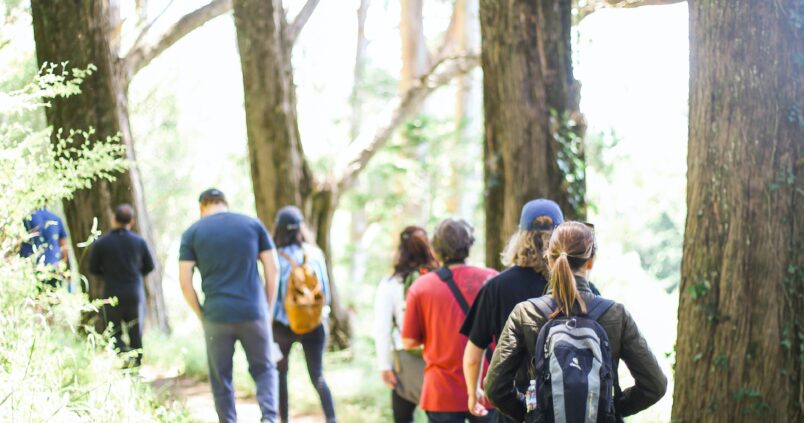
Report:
373,274,406,372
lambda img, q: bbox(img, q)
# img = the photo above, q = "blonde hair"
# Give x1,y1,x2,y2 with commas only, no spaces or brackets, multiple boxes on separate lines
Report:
545,222,596,318
500,216,555,276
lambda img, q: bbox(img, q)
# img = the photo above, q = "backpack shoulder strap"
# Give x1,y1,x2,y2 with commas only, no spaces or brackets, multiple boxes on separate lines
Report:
277,250,299,268
528,296,556,319
436,267,470,314
585,296,616,321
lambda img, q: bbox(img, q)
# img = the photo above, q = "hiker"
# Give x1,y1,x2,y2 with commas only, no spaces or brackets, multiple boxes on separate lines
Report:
271,206,336,423
89,204,154,367
460,200,602,422
373,226,439,423
485,222,667,422
402,218,498,423
179,188,279,423
20,206,68,288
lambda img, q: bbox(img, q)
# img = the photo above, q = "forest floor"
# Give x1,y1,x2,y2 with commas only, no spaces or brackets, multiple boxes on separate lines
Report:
142,365,325,422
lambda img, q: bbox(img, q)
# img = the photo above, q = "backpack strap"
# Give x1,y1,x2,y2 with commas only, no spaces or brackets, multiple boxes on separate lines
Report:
277,250,299,268
585,296,616,321
529,296,557,319
435,267,470,314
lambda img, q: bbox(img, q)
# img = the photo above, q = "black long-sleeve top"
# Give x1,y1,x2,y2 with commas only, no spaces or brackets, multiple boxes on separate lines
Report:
89,228,155,303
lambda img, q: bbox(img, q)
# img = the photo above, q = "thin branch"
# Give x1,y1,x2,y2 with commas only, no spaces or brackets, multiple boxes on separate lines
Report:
332,53,479,194
286,0,321,46
128,0,175,56
577,0,686,21
121,0,232,86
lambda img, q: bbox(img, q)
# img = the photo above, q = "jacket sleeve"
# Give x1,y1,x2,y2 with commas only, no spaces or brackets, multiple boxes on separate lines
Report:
617,308,668,416
373,277,394,372
485,304,529,422
88,243,102,276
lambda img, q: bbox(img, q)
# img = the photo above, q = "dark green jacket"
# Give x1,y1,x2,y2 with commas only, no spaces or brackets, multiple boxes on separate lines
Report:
484,277,667,422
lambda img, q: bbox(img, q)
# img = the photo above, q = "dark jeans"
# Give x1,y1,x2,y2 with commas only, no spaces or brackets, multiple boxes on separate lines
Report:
493,410,517,423
103,300,144,365
203,318,278,423
426,410,496,423
392,389,417,423
273,322,336,423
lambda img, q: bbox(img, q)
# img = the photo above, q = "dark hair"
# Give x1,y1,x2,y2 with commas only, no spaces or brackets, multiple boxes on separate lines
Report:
198,188,228,206
114,204,135,225
273,220,313,248
432,218,475,263
545,222,597,318
393,226,439,278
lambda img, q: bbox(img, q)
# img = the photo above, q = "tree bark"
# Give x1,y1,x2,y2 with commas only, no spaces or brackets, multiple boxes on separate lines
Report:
400,0,429,92
479,0,583,270
31,0,169,333
672,1,802,421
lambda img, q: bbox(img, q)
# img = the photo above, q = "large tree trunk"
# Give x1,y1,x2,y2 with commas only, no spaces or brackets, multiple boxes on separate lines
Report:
31,0,169,333
672,1,802,421
232,0,351,348
479,0,583,270
400,0,429,92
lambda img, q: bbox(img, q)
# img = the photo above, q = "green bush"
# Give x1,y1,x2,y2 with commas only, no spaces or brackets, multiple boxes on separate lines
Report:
0,65,188,422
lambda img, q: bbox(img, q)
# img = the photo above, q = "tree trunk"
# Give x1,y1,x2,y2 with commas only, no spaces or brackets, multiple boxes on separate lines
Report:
400,0,429,92
31,0,169,333
672,1,802,421
478,0,583,270
232,0,351,348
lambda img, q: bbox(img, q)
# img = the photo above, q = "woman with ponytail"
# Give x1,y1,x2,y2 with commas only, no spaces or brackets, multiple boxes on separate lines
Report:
485,222,667,422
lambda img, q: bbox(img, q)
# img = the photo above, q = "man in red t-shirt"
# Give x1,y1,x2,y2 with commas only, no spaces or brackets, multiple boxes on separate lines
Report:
402,219,498,423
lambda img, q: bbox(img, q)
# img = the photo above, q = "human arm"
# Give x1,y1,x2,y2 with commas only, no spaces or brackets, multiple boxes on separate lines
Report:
179,260,203,320
141,240,155,275
464,341,488,416
485,305,531,422
88,243,102,276
373,277,398,388
616,308,668,416
259,249,279,314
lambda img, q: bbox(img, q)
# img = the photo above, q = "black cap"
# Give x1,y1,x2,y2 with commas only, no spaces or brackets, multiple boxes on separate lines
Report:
275,206,304,231
198,188,227,204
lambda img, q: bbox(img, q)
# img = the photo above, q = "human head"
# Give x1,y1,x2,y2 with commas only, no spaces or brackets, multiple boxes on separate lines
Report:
273,206,311,248
198,188,228,216
393,226,439,277
431,218,475,264
113,204,135,228
545,221,596,317
501,199,564,274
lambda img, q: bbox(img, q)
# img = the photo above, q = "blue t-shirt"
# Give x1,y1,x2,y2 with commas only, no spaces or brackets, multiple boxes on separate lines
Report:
273,243,331,326
20,208,67,265
179,212,275,323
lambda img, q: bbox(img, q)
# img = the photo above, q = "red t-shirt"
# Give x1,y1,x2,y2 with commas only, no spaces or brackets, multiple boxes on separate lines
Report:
402,265,498,412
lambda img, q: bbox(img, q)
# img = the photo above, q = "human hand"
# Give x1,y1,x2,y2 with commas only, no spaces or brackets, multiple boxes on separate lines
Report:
381,370,397,389
468,389,489,417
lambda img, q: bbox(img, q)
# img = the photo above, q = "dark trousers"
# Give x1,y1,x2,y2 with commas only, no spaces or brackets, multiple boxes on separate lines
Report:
426,410,496,423
392,389,417,423
273,322,336,423
103,300,144,365
203,318,278,423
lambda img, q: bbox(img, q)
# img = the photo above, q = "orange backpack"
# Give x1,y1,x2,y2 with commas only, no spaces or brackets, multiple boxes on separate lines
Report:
278,249,326,334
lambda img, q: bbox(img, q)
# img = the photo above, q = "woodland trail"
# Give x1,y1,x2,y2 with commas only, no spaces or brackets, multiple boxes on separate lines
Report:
142,366,325,423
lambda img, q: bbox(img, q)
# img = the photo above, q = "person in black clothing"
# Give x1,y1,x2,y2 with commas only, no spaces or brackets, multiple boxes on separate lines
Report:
460,199,601,422
89,204,155,367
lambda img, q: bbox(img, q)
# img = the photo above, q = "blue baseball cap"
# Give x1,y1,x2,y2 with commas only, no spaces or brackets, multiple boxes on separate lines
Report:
275,206,304,231
518,199,564,231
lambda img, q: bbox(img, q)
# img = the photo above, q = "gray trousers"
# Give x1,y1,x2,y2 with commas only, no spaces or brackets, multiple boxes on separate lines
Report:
203,318,278,423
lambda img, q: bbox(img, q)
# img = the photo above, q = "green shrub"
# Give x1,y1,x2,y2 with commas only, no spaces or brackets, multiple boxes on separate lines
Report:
0,65,188,422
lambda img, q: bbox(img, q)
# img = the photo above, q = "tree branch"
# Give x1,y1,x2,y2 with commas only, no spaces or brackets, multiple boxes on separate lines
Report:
577,0,686,21
121,0,232,86
332,53,479,194
286,0,321,46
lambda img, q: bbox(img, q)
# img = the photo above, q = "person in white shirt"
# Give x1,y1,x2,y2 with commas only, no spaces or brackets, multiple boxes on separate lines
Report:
373,226,439,423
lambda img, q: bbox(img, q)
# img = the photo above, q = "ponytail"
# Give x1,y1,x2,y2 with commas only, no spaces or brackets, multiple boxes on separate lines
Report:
549,253,586,318
546,221,596,318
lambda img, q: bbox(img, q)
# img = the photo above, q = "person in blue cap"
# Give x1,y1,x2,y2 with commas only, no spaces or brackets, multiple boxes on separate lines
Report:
20,206,68,288
459,199,600,422
271,206,337,423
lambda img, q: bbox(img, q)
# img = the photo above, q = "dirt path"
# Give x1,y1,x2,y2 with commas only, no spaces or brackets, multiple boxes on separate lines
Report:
142,366,324,423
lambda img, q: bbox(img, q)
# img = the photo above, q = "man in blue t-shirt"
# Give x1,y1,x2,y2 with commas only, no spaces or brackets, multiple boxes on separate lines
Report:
179,188,280,423
20,207,68,287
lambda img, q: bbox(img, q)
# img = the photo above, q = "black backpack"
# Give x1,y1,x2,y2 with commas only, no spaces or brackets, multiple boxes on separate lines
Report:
527,295,617,423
